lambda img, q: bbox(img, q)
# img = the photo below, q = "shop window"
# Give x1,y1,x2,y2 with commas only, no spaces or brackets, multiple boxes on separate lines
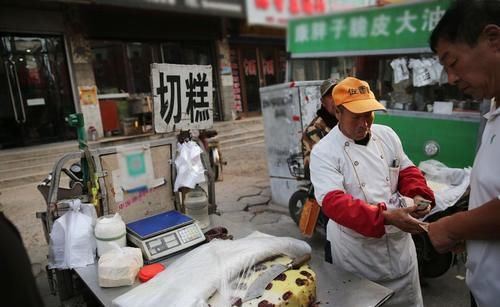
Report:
161,42,213,66
92,41,128,94
289,57,347,81
127,43,154,94
289,55,481,113
90,39,222,137
260,48,277,86
91,41,157,95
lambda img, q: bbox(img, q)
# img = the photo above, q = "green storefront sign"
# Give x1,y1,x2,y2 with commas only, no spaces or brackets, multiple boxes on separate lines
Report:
375,112,479,168
288,0,451,57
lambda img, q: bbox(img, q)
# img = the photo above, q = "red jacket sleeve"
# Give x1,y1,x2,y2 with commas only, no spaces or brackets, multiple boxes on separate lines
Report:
398,166,436,207
321,190,387,238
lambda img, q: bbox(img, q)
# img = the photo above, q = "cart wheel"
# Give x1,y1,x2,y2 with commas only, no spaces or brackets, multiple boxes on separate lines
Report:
55,269,75,301
289,189,308,225
413,233,453,278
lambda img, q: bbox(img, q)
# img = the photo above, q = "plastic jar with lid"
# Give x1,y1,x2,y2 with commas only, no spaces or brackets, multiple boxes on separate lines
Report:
94,213,126,257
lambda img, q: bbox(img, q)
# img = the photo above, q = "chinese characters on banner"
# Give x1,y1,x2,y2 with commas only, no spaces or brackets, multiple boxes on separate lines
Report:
229,49,242,112
243,58,258,76
151,64,213,133
288,0,450,55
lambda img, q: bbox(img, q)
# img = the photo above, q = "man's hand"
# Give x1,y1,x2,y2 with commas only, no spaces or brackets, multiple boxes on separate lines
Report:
382,206,428,234
428,216,461,253
410,195,432,219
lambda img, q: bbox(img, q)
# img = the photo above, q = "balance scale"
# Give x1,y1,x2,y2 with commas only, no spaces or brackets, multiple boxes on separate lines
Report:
126,210,206,263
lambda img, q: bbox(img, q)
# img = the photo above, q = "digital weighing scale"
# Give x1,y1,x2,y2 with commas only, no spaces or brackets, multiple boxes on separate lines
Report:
126,210,206,263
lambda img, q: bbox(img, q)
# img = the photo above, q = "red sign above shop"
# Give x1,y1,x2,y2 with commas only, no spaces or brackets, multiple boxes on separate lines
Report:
246,0,381,27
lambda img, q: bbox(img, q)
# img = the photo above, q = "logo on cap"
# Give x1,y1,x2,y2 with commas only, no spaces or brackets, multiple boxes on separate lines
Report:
333,77,386,114
347,86,370,96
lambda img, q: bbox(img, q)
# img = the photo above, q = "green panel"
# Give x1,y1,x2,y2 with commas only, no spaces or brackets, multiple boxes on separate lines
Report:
116,99,129,121
126,152,146,177
288,0,451,55
375,114,479,168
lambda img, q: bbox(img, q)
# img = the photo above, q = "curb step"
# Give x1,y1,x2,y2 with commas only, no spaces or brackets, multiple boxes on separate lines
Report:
0,162,55,179
219,133,265,150
223,139,265,152
216,127,264,142
0,141,78,161
0,171,48,190
0,152,71,169
0,118,264,188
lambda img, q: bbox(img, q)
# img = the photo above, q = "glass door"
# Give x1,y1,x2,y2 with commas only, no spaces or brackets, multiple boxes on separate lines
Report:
235,46,286,116
0,34,75,149
239,47,261,114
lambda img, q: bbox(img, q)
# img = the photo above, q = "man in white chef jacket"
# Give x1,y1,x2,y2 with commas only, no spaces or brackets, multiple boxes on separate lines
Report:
310,77,435,307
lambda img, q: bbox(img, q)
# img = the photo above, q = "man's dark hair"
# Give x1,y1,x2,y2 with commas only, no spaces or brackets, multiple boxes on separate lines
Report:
429,0,500,52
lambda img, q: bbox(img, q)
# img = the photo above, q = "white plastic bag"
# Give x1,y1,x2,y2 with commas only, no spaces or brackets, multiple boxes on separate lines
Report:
174,141,206,192
98,244,143,287
408,58,442,87
112,231,311,307
48,199,97,269
390,58,410,84
418,159,467,185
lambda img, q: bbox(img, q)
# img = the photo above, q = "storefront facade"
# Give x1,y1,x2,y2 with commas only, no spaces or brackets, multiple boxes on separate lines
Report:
287,0,481,167
0,0,249,148
287,0,454,104
0,3,77,149
78,4,229,138
228,22,287,116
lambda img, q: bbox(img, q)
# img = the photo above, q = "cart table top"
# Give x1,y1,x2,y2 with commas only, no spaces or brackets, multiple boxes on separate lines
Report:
75,214,393,307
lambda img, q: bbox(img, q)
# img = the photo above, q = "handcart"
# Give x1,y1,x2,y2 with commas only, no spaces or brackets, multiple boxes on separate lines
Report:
36,132,217,305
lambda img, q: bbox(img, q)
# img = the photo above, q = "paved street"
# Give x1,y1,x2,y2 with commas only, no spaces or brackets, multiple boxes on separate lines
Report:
0,141,470,306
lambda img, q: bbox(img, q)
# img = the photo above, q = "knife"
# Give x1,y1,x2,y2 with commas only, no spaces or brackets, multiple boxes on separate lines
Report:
242,253,312,302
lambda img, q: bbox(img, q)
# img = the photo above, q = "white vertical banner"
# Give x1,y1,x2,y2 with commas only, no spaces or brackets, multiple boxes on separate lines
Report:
151,63,213,133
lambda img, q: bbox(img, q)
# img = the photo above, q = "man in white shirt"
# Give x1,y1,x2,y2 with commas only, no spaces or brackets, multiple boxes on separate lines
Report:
428,1,500,306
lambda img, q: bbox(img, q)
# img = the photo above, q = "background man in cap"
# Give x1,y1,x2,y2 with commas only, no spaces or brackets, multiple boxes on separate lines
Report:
310,77,434,306
301,78,338,180
428,1,500,306
301,78,338,262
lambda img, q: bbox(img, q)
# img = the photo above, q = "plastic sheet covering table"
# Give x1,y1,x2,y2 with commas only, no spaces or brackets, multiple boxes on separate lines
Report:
74,214,393,306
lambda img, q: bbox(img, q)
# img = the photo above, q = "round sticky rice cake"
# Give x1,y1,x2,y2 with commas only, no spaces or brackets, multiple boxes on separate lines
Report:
208,255,316,306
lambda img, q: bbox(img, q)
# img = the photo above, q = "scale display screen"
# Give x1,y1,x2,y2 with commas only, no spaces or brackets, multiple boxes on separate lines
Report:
127,210,193,239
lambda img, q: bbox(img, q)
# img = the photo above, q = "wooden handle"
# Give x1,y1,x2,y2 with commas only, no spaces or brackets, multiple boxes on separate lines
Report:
289,254,312,269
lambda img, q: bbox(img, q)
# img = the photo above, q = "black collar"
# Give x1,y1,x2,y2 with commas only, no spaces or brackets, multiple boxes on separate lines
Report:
317,106,338,129
354,133,371,146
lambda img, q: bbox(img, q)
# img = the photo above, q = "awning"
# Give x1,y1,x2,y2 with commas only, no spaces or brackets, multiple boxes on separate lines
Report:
44,0,245,18
287,0,451,58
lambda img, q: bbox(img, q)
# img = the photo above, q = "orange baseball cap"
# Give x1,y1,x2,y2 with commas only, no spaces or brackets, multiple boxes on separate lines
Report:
333,77,386,114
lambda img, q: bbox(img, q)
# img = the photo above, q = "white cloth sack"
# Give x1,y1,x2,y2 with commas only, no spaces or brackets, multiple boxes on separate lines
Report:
418,159,471,218
112,231,311,307
98,244,143,287
48,199,97,269
174,141,206,192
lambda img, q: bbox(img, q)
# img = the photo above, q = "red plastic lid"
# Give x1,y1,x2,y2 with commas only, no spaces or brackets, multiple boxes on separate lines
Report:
138,263,165,282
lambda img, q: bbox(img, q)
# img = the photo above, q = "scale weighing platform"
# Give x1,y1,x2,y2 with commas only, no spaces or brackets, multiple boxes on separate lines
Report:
126,210,206,263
